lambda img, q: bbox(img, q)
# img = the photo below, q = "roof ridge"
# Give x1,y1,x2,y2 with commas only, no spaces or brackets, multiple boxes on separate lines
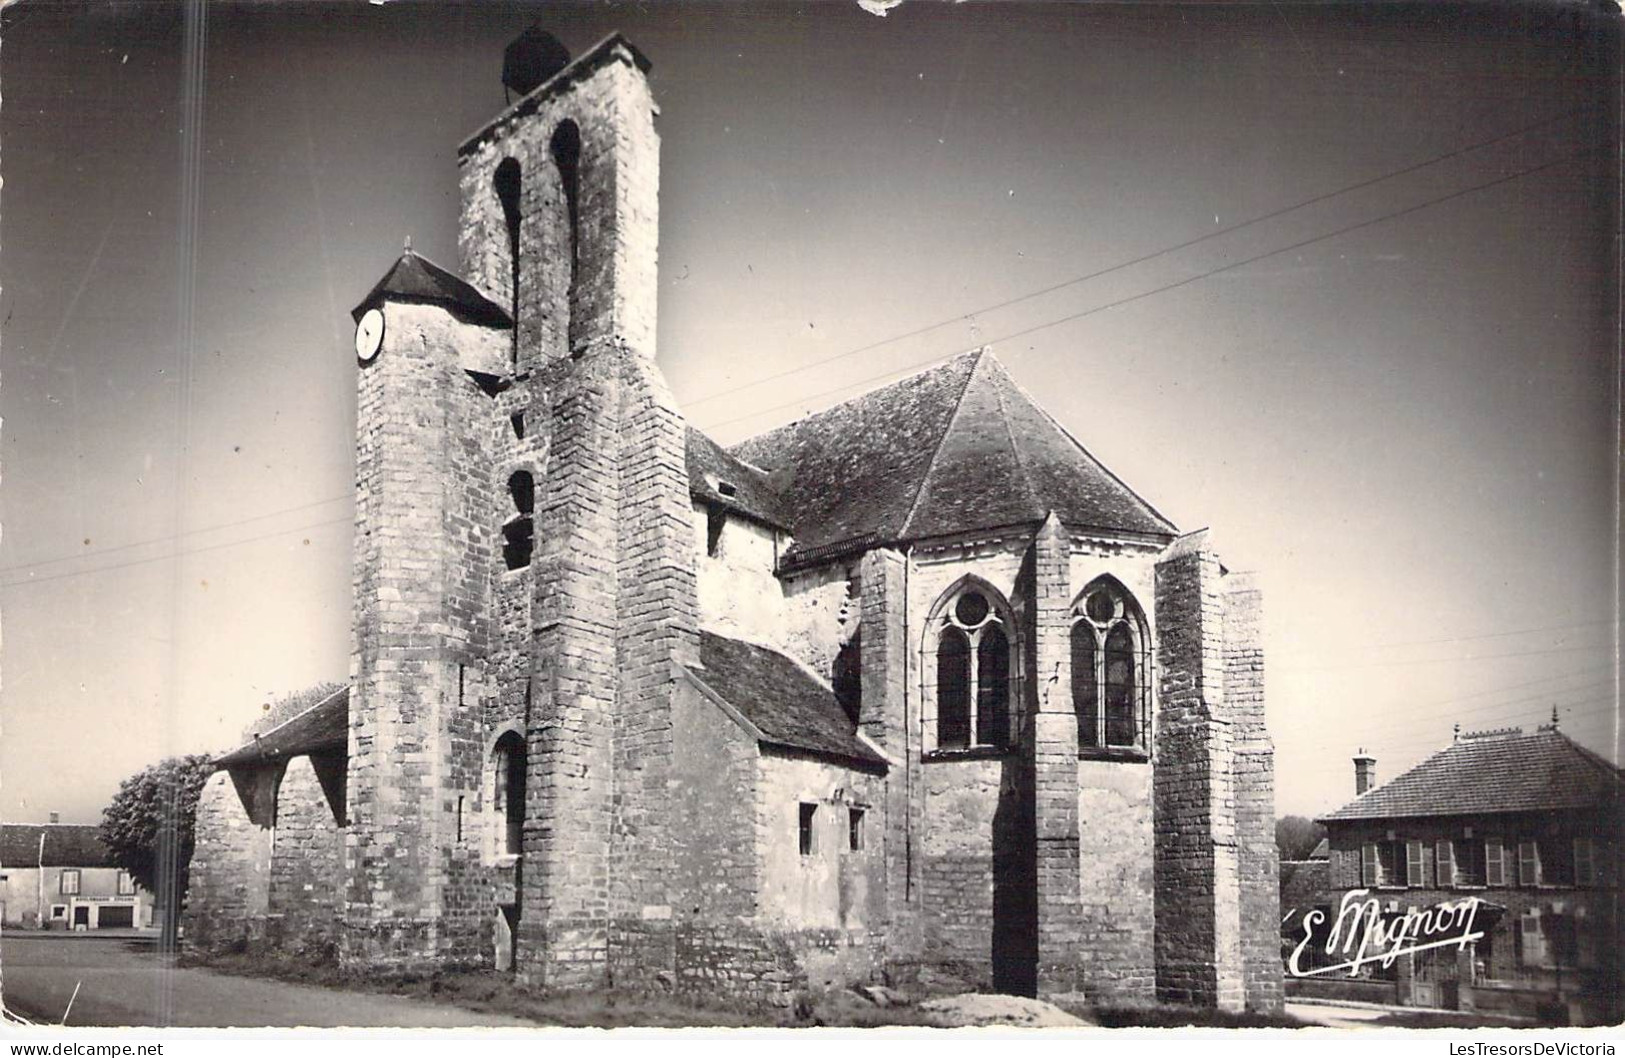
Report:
991,355,1179,535
990,360,1045,523
731,349,982,454
897,349,992,539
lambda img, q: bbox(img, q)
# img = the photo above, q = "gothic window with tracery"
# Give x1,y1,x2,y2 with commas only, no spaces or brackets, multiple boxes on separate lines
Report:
1070,578,1150,754
929,584,1014,752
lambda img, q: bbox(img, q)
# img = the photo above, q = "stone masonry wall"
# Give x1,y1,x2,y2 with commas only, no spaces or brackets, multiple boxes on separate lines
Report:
1225,574,1282,1012
344,301,496,969
182,770,271,951
266,755,345,955
1029,514,1077,998
610,348,699,969
1153,533,1244,1010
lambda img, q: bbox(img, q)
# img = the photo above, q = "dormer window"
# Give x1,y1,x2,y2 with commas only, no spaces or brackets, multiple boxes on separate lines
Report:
717,480,738,498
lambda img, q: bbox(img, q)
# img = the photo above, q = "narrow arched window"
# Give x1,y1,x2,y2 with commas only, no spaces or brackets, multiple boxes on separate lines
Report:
492,731,526,856
1071,622,1099,749
493,158,522,365
937,628,971,750
1104,625,1135,747
927,585,1016,752
550,122,581,295
503,470,535,570
977,625,1010,747
1071,579,1149,754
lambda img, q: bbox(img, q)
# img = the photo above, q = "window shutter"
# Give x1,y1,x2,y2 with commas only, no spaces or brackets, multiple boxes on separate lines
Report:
1486,838,1505,886
1361,843,1378,887
1406,841,1425,887
1436,840,1454,888
1574,838,1595,887
1518,841,1540,887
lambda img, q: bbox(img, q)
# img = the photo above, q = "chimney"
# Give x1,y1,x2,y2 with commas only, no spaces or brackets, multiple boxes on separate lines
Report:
48,812,59,824
1353,751,1376,796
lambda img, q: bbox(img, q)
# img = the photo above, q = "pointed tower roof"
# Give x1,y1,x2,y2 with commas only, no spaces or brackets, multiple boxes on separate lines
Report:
729,349,1176,565
350,250,512,328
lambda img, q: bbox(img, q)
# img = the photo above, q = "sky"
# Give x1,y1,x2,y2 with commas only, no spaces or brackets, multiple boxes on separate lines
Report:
1,0,1618,825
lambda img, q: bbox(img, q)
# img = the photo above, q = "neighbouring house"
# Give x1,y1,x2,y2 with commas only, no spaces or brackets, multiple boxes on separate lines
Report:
1300,724,1622,1026
181,28,1281,1010
0,819,153,931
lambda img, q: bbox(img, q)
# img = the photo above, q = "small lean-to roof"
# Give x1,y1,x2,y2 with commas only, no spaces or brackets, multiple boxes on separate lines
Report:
1320,728,1624,823
0,824,116,869
729,349,1176,564
686,630,884,768
214,687,349,769
686,427,789,530
350,250,512,328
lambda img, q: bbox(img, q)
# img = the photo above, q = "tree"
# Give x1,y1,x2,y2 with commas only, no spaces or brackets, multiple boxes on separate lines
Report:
100,754,215,944
1275,814,1326,862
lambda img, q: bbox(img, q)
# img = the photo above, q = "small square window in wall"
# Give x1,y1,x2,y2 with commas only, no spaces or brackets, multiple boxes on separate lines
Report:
59,869,80,896
849,808,865,852
799,803,817,856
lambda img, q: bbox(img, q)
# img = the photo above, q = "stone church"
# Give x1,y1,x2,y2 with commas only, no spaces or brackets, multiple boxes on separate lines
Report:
184,29,1281,1011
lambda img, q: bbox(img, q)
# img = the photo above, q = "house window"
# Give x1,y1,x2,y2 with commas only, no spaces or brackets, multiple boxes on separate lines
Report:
849,808,865,852
1435,840,1454,887
117,871,136,896
799,803,817,856
1485,838,1506,887
1539,836,1574,887
59,869,80,896
1452,839,1487,887
927,585,1014,752
1405,840,1425,887
1575,837,1598,887
1365,841,1406,888
1071,578,1150,753
1517,841,1541,887
492,731,526,856
51,905,66,920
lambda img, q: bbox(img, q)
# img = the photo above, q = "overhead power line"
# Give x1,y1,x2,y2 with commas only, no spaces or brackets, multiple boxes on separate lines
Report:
0,493,352,574
696,148,1588,433
0,515,353,591
683,105,1590,412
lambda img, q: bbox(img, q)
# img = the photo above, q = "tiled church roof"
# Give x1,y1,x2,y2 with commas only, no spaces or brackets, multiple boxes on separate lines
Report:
688,630,884,767
728,349,1176,564
0,824,116,869
214,687,349,768
351,250,512,328
686,428,789,529
1321,728,1624,822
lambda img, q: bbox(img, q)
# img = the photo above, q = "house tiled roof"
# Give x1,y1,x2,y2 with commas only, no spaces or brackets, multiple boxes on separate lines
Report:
688,630,884,768
351,250,512,328
0,824,116,869
729,349,1176,564
214,687,349,768
1320,728,1624,823
686,427,789,530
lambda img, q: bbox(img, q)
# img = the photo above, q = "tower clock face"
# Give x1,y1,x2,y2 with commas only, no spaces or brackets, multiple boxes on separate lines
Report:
355,308,385,363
